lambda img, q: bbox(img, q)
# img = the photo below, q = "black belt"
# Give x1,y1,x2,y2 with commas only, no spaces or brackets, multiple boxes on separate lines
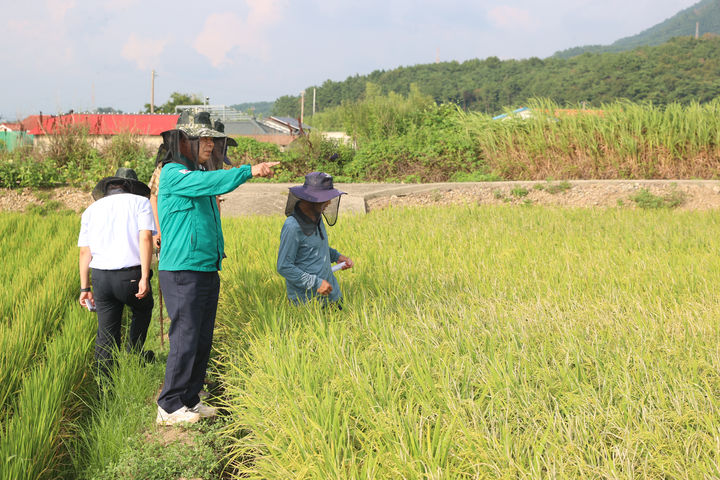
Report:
117,265,141,271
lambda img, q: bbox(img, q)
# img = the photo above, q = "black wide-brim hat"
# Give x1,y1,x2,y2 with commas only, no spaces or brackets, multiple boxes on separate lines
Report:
91,168,151,200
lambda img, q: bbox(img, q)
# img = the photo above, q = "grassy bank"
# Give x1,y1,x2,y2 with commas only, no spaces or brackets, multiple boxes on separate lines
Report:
4,98,720,190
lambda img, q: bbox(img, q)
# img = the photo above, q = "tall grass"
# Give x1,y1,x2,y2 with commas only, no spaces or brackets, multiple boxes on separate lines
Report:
4,99,720,185
215,206,720,478
465,98,720,180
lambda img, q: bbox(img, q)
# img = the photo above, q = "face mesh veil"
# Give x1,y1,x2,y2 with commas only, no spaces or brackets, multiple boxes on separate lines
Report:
322,196,341,226
157,130,198,171
285,193,342,226
208,138,228,171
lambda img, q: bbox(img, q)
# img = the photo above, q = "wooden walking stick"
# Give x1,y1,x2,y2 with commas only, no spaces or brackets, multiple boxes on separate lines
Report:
155,247,165,349
158,284,164,349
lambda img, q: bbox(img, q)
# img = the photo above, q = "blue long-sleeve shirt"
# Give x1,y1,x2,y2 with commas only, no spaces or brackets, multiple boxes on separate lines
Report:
277,215,342,303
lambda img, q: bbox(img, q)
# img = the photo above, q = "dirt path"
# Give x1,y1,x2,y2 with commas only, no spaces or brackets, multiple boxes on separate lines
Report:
2,180,720,215
220,180,720,216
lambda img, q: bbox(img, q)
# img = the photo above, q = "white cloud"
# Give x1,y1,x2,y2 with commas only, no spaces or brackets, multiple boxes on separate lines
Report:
121,33,168,70
103,0,140,11
488,5,534,29
194,0,286,67
46,0,76,22
6,19,33,37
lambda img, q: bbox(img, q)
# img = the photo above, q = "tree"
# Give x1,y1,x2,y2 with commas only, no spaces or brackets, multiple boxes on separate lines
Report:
272,95,301,117
96,107,123,114
144,92,204,114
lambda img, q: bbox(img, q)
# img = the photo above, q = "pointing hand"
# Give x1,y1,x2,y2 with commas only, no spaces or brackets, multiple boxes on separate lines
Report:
251,162,280,178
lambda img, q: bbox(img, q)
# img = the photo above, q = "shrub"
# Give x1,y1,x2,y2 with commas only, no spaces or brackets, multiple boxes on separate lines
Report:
545,181,573,194
510,186,529,197
43,124,96,169
228,136,283,165
451,170,502,182
630,188,687,209
102,132,151,172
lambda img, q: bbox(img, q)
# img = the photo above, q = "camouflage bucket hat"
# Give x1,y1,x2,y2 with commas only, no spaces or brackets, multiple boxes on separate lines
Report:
177,111,237,147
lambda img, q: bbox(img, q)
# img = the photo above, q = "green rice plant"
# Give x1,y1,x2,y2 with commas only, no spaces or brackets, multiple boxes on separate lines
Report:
0,216,80,414
214,206,720,478
0,213,102,479
68,351,168,479
0,306,95,479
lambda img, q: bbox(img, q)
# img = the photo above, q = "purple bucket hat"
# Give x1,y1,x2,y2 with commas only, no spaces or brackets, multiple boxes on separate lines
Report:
288,172,345,203
285,172,346,225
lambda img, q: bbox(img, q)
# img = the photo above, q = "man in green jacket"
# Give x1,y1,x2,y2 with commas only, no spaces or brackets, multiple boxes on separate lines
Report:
155,123,277,425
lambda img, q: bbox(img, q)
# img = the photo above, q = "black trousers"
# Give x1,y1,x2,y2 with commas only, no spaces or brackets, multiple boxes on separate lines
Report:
157,270,219,413
91,267,153,375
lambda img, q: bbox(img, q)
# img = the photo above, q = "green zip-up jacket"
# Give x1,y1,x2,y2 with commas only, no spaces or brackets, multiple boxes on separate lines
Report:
157,162,252,272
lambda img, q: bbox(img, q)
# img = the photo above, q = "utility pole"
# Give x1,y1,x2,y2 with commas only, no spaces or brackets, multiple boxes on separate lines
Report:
150,70,156,113
696,21,700,39
312,88,316,116
300,90,305,125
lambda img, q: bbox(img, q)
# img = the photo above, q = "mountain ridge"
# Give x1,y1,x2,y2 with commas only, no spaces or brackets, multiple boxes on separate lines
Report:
553,0,720,58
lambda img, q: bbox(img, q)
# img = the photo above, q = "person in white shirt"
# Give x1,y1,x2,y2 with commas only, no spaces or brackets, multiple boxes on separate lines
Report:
78,168,156,376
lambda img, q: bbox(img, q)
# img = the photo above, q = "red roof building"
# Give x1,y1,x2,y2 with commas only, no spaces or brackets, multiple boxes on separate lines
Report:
0,123,22,132
20,114,180,136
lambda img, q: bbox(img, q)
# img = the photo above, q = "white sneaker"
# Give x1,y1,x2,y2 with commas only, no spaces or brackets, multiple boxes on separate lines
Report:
189,401,217,418
156,405,201,426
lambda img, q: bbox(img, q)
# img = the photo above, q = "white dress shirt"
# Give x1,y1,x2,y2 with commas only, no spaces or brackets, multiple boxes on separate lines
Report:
78,193,157,270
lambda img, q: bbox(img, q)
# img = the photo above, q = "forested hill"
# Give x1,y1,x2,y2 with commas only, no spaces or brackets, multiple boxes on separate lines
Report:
553,0,720,59
273,36,720,117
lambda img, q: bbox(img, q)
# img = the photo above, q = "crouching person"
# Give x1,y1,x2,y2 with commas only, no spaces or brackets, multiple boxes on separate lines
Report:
277,172,354,307
78,168,156,377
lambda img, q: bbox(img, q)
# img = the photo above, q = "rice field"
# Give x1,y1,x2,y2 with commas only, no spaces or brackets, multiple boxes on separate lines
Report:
216,205,720,479
0,213,95,479
3,204,720,478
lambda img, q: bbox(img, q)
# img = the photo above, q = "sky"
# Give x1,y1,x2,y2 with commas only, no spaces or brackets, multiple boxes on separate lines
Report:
0,0,700,120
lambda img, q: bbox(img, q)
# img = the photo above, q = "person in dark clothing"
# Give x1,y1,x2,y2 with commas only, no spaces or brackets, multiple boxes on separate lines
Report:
78,168,156,376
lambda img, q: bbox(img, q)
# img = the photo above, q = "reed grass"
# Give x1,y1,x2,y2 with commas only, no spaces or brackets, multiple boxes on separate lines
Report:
462,98,720,180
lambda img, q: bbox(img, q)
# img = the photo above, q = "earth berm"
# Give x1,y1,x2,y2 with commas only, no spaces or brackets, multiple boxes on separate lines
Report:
2,180,719,215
